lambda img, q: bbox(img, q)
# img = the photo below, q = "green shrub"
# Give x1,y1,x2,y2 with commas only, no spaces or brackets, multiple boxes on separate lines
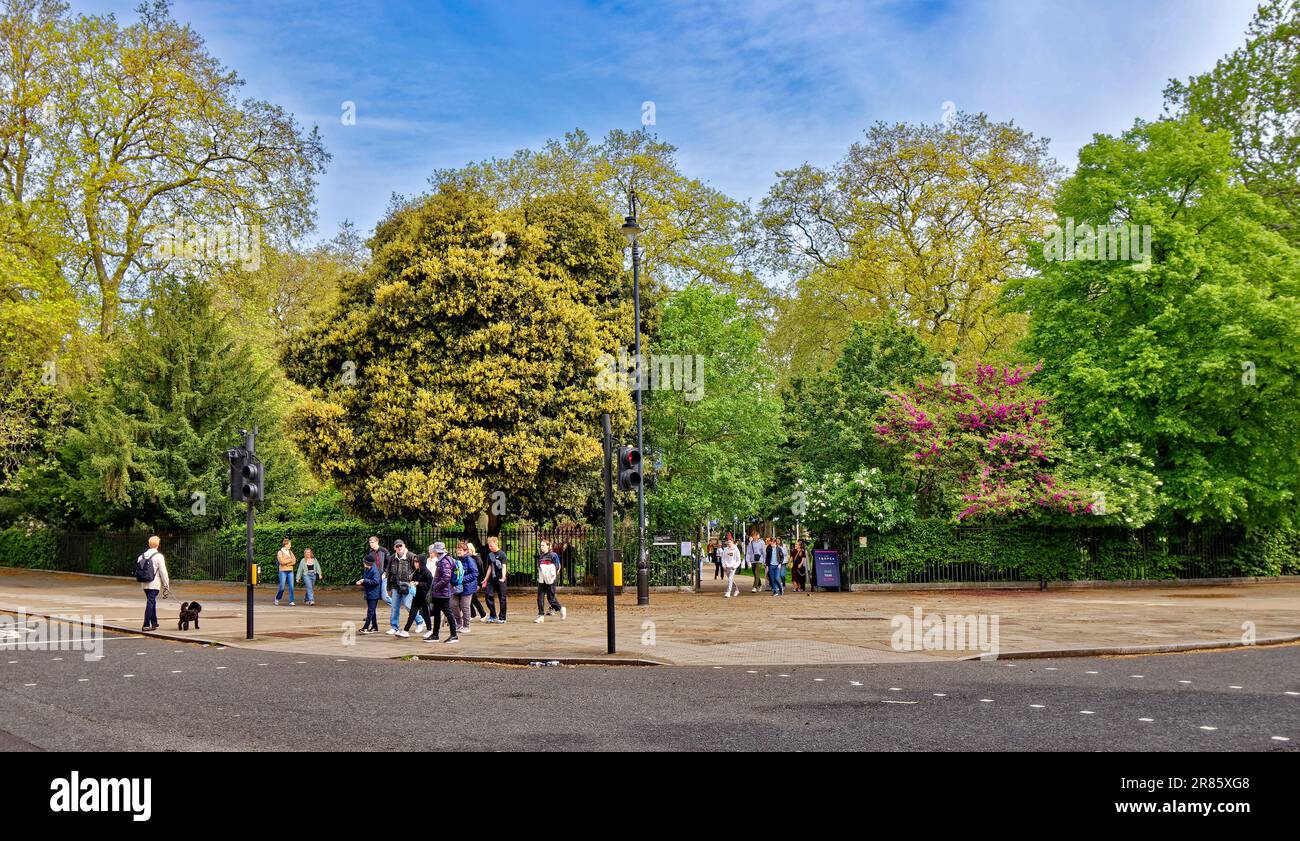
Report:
0,526,56,569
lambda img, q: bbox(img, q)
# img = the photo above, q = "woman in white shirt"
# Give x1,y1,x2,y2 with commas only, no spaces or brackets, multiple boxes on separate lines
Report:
720,537,743,598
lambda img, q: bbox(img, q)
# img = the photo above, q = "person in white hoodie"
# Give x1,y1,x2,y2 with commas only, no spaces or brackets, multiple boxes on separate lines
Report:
136,535,170,632
720,536,743,598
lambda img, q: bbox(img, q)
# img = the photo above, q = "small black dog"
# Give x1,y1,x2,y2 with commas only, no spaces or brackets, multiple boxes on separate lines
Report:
178,601,202,631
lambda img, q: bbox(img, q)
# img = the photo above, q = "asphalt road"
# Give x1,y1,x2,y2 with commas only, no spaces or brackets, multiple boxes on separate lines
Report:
1,633,1296,751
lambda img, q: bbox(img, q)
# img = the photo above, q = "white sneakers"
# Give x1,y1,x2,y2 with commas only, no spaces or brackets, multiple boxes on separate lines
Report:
422,630,435,641
386,628,397,635
396,630,410,638
534,615,545,623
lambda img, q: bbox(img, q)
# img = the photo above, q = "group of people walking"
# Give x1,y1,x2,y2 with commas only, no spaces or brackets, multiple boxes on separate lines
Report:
709,532,809,597
354,535,565,643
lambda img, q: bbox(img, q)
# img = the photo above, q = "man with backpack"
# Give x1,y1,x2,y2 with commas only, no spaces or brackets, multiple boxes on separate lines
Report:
534,539,565,623
135,535,170,632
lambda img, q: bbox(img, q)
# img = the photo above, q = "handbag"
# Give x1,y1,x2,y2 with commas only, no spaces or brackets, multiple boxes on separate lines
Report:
398,582,410,596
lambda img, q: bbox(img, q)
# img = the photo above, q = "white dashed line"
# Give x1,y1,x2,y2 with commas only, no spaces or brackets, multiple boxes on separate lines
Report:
170,670,182,674
77,678,88,682
1080,710,1095,715
216,666,227,670
1285,691,1299,696
1029,704,1045,709
888,687,902,692
1086,671,1098,675
123,674,134,678
850,681,863,687
1139,718,1154,722
136,652,147,656
1130,675,1143,679
712,666,722,670
1179,680,1192,685
813,678,825,682
933,693,946,697
746,670,758,674
23,683,36,686
257,663,268,667
1229,685,1243,689
1199,726,1218,731
779,674,790,678
979,699,994,703
881,700,918,704
1045,667,1058,671
1272,736,1290,742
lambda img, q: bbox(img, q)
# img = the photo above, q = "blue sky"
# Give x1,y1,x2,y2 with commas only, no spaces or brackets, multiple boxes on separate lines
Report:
79,0,1261,242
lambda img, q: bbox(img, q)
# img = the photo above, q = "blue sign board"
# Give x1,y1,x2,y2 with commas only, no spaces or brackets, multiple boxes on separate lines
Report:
813,549,842,590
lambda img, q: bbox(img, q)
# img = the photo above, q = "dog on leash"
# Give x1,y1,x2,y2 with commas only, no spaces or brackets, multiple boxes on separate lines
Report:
178,601,202,631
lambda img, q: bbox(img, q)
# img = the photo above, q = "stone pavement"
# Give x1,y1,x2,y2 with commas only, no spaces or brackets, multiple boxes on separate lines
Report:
1,567,1297,666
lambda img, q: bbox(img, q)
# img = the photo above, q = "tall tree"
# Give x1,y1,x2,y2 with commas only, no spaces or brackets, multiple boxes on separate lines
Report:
281,185,634,529
1165,0,1300,246
15,276,305,529
1012,116,1300,528
1,0,329,336
761,113,1059,376
642,285,783,531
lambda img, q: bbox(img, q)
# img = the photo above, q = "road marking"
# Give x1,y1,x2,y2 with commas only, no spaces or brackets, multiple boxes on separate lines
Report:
1138,717,1154,722
979,699,993,703
1029,704,1045,708
881,700,918,704
932,693,946,697
51,657,62,661
1045,667,1058,671
1179,680,1191,684
779,674,790,678
123,674,134,678
216,666,227,670
257,663,268,666
170,670,182,674
1285,691,1299,696
888,687,902,691
77,678,88,682
1130,675,1143,678
1229,685,1243,689
1199,726,1217,731
1272,736,1291,742
813,678,825,682
136,652,146,656
712,666,722,670
1080,710,1095,715
1086,671,1098,674
850,681,863,687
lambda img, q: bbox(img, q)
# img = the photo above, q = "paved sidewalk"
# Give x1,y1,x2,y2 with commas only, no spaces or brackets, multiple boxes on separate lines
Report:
1,567,1298,666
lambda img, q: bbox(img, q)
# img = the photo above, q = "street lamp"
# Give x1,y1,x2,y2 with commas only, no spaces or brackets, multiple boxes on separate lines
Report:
621,201,649,606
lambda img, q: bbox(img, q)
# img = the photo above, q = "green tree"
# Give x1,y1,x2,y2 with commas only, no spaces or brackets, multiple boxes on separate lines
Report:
1165,0,1300,246
0,0,329,337
17,276,305,529
762,113,1059,378
281,185,634,530
1012,116,1300,528
641,285,782,531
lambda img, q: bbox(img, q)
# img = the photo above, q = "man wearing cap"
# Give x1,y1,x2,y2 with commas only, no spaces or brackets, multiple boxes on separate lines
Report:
384,539,424,637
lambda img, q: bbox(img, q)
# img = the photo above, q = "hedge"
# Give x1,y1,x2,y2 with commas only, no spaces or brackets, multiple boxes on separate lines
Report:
0,526,57,570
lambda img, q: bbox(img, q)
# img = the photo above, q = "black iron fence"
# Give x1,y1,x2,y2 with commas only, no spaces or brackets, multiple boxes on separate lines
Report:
833,524,1249,586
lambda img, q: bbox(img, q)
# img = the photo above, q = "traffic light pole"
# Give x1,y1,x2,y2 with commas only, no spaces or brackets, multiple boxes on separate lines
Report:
244,428,256,640
602,413,616,654
632,235,648,606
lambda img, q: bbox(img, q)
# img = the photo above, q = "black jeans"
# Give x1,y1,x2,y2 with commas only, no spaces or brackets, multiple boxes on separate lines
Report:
143,589,159,628
364,598,379,631
713,560,722,579
537,581,561,615
430,597,458,638
405,590,432,632
470,591,487,618
485,579,508,620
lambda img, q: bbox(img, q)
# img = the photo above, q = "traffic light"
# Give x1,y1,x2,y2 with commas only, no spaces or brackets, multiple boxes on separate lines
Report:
240,457,264,502
224,447,247,502
617,445,642,491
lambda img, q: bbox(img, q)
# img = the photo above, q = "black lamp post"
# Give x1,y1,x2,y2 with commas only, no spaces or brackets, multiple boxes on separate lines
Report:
620,202,649,606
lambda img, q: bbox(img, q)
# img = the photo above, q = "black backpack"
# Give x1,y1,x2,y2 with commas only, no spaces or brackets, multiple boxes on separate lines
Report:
134,549,157,583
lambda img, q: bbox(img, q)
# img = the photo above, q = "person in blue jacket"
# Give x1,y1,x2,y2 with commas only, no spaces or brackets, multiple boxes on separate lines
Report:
452,541,479,634
355,556,382,634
